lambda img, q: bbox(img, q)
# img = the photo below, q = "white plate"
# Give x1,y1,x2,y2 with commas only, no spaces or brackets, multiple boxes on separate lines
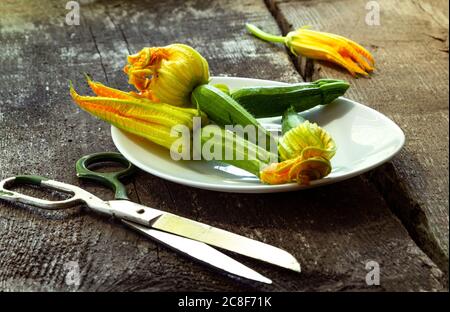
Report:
111,77,405,193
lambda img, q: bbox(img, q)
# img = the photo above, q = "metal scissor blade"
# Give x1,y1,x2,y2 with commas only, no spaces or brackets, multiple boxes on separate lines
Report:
151,213,301,273
123,220,272,284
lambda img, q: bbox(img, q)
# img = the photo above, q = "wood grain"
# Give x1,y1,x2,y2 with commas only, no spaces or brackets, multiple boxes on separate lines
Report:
266,0,449,275
0,0,446,291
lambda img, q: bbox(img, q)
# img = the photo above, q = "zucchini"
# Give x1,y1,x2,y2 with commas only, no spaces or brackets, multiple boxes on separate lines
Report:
231,79,350,118
191,84,275,151
200,125,278,177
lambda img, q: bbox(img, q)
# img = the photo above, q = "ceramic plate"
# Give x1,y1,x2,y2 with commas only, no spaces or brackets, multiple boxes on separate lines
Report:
111,77,405,193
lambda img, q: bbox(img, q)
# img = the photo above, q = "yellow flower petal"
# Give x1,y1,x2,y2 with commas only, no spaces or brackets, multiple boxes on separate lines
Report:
278,120,336,161
69,83,206,149
124,44,210,106
260,156,331,185
246,23,374,76
259,118,336,185
286,28,374,76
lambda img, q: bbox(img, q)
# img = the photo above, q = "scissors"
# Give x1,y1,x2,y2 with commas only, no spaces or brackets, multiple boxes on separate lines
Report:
0,152,300,284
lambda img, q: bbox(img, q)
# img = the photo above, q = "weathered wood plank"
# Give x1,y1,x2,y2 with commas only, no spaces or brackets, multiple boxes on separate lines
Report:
0,0,446,291
267,0,449,275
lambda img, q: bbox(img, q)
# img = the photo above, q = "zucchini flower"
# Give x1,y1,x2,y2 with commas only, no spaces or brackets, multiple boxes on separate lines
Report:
278,120,336,161
70,77,207,150
260,108,336,185
246,23,374,77
260,156,331,185
124,43,210,106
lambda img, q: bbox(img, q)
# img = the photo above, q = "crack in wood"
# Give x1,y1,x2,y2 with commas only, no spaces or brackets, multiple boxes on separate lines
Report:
104,8,132,55
365,165,449,280
87,25,109,83
264,0,315,81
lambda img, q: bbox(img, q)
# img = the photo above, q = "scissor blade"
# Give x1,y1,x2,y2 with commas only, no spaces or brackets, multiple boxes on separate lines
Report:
151,213,301,273
123,220,272,284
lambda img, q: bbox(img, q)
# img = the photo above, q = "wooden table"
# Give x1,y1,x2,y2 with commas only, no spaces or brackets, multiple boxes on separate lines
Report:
0,0,448,291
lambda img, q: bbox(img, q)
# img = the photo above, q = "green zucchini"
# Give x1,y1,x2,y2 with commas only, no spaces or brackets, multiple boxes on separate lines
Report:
200,125,278,177
191,84,275,151
231,79,350,118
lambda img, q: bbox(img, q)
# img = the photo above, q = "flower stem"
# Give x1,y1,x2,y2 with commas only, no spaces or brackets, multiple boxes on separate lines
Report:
246,23,286,44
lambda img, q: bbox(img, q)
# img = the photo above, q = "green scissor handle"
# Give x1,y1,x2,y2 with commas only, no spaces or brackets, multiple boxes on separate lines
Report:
76,152,136,200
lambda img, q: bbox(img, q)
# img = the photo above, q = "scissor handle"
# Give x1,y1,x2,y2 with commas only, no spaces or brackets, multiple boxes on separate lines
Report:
0,175,105,211
76,152,136,200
